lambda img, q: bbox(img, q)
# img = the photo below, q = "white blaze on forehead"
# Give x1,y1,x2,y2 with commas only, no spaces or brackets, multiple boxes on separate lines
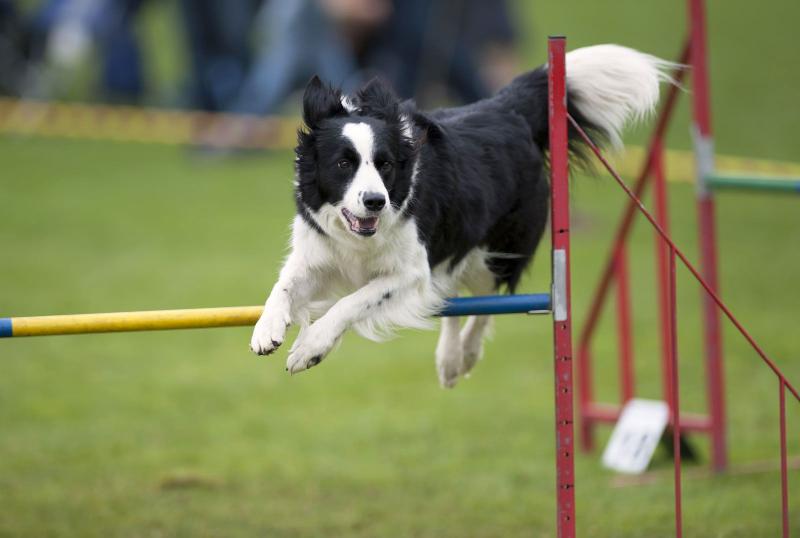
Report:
342,122,375,163
341,122,388,215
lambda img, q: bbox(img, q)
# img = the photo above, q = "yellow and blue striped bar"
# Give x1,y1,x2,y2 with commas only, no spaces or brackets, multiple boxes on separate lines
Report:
0,294,551,338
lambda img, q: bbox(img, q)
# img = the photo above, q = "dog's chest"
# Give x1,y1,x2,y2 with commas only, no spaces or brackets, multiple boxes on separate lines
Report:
327,221,429,290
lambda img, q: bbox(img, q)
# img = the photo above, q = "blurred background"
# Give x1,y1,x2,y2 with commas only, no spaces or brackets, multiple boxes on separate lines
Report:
1,1,799,536
2,0,520,105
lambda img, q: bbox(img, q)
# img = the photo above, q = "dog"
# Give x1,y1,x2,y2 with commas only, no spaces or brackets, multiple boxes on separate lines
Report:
250,44,673,387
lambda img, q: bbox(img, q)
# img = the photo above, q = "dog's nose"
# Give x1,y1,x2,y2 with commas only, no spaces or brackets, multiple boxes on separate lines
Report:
363,192,386,212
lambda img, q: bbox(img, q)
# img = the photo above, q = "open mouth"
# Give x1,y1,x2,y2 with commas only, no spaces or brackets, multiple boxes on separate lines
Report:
342,208,379,236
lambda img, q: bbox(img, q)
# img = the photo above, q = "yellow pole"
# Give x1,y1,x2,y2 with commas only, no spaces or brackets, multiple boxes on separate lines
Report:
4,306,264,337
0,295,552,338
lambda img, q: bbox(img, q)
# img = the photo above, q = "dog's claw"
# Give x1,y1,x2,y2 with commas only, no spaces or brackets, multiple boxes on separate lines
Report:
287,350,327,375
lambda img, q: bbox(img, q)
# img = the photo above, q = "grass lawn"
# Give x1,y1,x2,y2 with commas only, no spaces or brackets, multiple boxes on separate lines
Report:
2,1,800,536
1,136,798,537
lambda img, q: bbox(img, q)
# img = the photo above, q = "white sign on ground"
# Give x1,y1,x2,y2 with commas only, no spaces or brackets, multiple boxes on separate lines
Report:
602,399,670,474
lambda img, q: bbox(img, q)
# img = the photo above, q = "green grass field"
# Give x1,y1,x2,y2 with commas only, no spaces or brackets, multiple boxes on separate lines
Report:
2,1,800,536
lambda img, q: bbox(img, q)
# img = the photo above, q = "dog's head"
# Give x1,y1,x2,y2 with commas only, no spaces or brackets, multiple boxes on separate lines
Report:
294,76,416,240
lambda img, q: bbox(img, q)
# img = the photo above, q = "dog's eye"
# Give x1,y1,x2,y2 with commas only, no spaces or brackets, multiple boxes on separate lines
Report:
338,159,352,170
380,161,394,173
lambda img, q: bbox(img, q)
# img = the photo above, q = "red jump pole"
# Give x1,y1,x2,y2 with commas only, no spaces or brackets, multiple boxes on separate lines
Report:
614,247,636,404
652,139,675,409
668,245,684,538
688,0,727,472
779,378,789,538
548,35,576,538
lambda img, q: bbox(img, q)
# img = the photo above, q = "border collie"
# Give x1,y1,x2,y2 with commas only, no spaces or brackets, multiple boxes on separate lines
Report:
250,45,672,387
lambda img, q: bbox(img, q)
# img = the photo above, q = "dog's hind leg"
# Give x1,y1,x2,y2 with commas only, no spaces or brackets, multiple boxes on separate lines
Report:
460,315,492,376
460,257,497,376
436,314,463,388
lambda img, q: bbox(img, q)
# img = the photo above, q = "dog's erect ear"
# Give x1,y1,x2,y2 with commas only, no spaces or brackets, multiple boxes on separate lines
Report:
302,75,346,129
356,77,400,122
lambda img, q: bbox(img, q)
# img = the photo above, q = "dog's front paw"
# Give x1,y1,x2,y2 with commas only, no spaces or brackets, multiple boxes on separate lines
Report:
250,308,291,356
285,321,340,374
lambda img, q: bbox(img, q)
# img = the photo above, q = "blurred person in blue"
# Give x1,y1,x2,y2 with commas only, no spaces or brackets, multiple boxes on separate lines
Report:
14,0,150,102
227,0,519,115
224,0,386,115
193,0,390,147
199,0,519,147
179,0,263,112
364,0,520,105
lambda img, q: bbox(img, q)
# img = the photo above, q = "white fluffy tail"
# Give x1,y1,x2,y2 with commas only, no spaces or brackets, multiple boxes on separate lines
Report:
566,44,677,147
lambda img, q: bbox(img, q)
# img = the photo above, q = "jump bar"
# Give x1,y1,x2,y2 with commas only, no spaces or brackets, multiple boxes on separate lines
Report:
0,294,551,338
707,173,800,194
440,293,551,316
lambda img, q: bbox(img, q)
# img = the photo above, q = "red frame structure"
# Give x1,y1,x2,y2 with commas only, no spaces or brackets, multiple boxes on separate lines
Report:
558,1,798,533
569,110,799,538
576,0,727,472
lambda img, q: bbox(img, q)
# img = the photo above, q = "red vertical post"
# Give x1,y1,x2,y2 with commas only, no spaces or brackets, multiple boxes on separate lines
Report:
614,247,635,403
652,140,675,409
549,36,576,538
578,345,595,452
779,378,789,538
688,0,727,472
668,246,683,538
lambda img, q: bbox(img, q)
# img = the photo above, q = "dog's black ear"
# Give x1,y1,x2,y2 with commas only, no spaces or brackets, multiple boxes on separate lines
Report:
357,77,400,122
302,75,346,129
411,111,443,145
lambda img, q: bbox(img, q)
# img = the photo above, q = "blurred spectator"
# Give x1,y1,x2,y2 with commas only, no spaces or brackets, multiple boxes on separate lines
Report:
366,0,487,104
366,0,520,104
463,0,520,93
24,0,98,98
93,0,147,103
179,0,262,112
11,0,149,102
0,0,29,94
224,0,365,116
4,0,519,123
205,0,518,116
194,0,519,148
193,0,386,148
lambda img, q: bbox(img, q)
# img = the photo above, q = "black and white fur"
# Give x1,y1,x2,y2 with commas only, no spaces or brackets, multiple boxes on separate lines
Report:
250,44,673,387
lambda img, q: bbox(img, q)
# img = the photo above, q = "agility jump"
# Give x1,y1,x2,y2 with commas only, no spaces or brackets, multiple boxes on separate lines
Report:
2,30,797,538
1,35,578,533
